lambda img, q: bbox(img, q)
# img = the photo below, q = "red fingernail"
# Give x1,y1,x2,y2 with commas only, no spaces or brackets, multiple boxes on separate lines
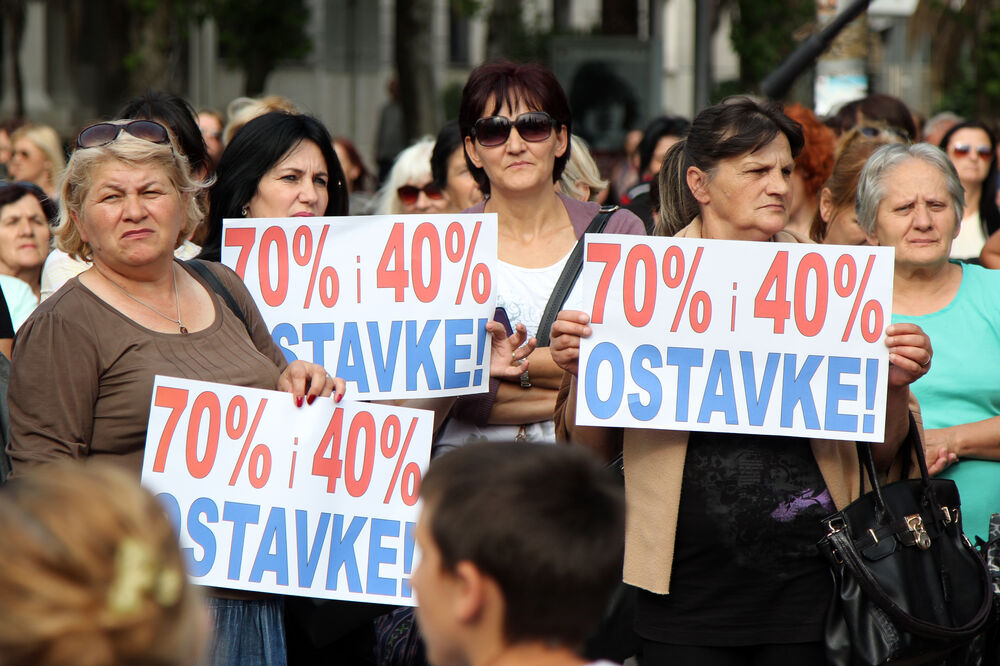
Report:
335,392,342,403
295,396,303,408
307,394,316,405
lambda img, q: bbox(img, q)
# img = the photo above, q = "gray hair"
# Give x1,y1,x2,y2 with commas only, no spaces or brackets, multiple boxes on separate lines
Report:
855,142,964,234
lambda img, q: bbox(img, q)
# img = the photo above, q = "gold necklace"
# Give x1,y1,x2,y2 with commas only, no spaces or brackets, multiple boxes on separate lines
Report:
94,263,188,334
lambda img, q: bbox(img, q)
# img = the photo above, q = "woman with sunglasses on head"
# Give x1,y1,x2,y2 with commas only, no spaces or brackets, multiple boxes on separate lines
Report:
6,118,346,666
197,111,348,262
374,137,451,215
433,61,644,451
934,121,1000,263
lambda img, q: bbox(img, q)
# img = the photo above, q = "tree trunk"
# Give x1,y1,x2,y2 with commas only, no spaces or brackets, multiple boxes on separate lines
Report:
395,0,439,143
126,0,171,94
0,0,25,118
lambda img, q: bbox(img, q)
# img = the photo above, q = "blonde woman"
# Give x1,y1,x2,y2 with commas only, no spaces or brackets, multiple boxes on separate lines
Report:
559,134,609,202
9,123,64,198
374,137,450,215
0,461,208,666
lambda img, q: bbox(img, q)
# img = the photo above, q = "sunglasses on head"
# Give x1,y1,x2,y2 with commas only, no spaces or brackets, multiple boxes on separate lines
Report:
76,119,171,149
471,111,556,147
857,126,910,143
397,183,444,205
951,143,993,160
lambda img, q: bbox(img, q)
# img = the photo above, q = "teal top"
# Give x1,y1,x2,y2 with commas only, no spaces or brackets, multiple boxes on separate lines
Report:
893,261,1000,542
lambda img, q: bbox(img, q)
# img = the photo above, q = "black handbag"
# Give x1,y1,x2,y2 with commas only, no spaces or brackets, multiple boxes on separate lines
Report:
819,420,994,666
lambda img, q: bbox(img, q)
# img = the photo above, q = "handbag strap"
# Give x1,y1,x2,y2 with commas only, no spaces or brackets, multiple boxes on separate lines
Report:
856,411,937,521
185,259,251,335
535,205,618,347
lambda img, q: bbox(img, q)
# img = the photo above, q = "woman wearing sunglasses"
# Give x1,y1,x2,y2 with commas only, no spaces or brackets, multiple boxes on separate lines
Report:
7,118,346,666
937,120,1000,262
374,137,451,215
432,61,644,450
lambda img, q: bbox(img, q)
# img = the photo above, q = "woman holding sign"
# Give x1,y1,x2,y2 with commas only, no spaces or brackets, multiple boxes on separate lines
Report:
859,141,1000,547
435,60,644,449
6,118,346,666
551,97,931,664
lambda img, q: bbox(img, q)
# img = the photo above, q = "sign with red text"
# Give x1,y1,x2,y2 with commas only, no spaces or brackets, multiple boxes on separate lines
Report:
222,215,498,399
140,375,433,605
576,236,895,442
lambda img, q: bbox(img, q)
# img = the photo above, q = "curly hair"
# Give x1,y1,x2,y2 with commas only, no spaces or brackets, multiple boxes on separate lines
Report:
784,104,835,202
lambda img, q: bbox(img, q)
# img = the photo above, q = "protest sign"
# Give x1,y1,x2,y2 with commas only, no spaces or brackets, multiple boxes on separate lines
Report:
223,215,498,400
576,235,894,442
141,375,433,606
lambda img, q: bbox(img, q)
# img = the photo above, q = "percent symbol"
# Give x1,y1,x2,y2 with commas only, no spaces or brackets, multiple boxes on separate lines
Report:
292,224,339,308
446,220,491,305
662,246,712,333
379,415,421,506
836,254,883,343
225,396,271,489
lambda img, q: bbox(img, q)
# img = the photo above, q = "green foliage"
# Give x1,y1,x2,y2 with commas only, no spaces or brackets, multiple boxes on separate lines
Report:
730,0,814,91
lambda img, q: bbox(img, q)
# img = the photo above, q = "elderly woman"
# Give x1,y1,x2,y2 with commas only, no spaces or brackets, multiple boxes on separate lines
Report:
6,118,346,666
0,181,54,301
859,141,1000,545
198,111,348,262
8,124,64,198
374,137,451,216
551,97,929,664
434,60,644,450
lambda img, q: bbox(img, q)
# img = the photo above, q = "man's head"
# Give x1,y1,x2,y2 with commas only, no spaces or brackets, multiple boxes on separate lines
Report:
411,443,625,666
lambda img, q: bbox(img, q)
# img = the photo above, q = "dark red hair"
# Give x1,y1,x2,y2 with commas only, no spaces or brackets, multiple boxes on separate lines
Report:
458,61,572,195
784,103,835,201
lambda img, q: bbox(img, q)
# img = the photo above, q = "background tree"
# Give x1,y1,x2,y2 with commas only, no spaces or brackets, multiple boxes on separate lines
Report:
728,0,815,94
396,0,440,142
0,0,24,118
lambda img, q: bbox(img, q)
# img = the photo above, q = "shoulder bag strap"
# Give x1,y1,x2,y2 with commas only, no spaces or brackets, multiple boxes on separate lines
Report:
185,259,251,334
535,205,618,347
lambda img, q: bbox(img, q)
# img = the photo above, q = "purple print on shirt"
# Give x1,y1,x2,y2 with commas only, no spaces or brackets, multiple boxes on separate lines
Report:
771,488,835,523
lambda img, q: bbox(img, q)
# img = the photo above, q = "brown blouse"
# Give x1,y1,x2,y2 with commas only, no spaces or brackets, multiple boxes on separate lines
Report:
7,261,287,476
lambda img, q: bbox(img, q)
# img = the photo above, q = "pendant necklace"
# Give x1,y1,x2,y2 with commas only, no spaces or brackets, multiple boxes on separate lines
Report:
95,264,188,334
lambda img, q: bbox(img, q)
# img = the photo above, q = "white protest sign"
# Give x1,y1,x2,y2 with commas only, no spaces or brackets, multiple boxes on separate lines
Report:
576,235,895,442
223,215,498,400
141,375,432,606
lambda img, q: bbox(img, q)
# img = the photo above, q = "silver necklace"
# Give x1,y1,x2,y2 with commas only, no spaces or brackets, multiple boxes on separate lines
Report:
95,264,188,334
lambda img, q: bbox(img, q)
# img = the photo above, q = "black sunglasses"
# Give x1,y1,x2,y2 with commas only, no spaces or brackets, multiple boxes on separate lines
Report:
76,120,171,149
397,183,444,205
471,112,557,147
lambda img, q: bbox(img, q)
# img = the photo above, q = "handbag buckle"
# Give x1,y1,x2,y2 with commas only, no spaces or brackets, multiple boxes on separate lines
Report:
905,514,932,550
824,516,845,535
941,506,952,525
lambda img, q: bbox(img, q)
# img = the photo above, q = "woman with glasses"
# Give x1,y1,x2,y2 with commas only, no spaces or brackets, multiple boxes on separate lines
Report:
433,60,643,450
7,118,346,666
936,121,1000,262
8,124,64,199
374,137,451,215
197,111,348,262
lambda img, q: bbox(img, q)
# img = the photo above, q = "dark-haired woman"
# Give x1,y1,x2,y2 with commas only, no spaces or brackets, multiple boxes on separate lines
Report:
434,60,644,450
0,181,55,301
430,121,482,213
935,121,1000,262
552,97,929,664
198,112,347,262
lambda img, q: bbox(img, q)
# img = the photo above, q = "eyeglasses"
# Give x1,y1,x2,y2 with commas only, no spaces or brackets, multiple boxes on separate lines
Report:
397,183,445,205
471,112,556,147
951,143,993,160
76,120,171,149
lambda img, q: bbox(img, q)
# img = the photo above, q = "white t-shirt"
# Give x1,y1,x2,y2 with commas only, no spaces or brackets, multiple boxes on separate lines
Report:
435,249,583,449
951,211,987,260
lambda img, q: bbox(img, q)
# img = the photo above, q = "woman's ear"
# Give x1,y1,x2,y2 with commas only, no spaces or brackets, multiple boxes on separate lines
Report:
686,166,710,205
553,125,569,159
464,136,484,170
819,188,834,227
70,210,88,244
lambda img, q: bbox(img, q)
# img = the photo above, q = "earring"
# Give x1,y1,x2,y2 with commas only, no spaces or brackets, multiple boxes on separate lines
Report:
241,206,248,217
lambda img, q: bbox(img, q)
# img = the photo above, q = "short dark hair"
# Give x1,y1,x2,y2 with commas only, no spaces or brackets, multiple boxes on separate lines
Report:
116,91,209,177
826,93,917,141
658,96,804,235
420,443,624,648
198,112,348,262
430,120,463,189
637,115,690,176
0,181,57,224
458,61,572,196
